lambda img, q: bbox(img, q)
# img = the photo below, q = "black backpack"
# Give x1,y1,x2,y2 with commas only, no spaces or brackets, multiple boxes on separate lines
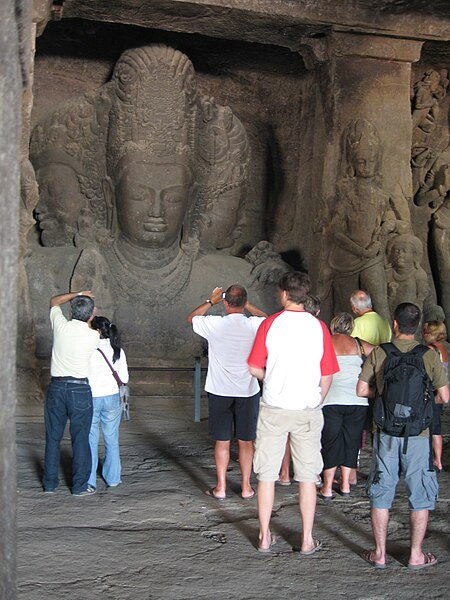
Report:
373,342,434,454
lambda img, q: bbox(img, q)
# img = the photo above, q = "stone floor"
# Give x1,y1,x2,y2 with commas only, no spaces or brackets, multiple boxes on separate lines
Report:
16,397,450,600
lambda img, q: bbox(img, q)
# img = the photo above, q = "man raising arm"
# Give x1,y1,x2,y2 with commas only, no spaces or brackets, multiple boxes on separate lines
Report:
188,285,267,500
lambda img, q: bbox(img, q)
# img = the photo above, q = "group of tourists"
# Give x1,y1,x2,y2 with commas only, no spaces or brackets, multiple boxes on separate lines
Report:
42,272,449,570
188,273,449,569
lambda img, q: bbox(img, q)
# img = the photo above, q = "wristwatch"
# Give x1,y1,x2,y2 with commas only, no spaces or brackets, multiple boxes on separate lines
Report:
205,299,213,305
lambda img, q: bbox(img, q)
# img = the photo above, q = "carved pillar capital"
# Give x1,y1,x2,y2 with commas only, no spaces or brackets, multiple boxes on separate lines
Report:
328,30,423,64
297,30,423,70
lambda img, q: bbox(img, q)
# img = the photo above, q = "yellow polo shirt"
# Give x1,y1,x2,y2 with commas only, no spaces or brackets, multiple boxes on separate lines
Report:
50,306,99,378
351,311,392,346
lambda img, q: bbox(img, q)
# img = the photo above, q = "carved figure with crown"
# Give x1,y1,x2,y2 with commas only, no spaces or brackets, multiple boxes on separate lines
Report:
28,46,281,361
322,119,398,317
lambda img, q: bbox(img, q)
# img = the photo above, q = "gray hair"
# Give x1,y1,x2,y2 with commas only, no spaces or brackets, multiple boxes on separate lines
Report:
70,296,95,322
330,312,354,335
350,290,372,311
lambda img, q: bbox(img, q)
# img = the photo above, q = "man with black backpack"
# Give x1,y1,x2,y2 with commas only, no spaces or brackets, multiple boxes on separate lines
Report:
356,303,448,570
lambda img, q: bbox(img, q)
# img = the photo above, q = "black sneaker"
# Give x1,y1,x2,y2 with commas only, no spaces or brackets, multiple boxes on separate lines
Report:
73,485,96,497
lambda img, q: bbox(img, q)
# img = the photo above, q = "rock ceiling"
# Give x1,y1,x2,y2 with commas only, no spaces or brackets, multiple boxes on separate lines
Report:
56,0,450,48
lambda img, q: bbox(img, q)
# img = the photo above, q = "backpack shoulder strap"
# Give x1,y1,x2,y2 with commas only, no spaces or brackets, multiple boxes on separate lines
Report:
409,344,433,384
409,343,430,358
380,342,397,356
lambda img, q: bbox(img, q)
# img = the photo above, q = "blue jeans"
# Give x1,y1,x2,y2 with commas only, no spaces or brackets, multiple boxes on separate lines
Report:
43,379,93,494
88,393,122,487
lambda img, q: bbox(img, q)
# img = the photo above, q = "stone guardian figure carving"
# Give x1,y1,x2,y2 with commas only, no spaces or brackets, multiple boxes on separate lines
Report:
385,233,429,315
324,119,396,317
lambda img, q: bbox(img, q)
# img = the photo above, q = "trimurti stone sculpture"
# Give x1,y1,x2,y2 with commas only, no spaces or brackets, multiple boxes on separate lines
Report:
28,45,282,361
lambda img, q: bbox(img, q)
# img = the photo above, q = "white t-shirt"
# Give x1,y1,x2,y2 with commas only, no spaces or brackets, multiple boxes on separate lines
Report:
248,310,339,410
89,338,129,398
192,313,265,397
50,306,99,378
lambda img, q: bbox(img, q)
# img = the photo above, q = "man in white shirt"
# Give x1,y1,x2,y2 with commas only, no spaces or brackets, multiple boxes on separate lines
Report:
188,285,266,500
43,290,99,496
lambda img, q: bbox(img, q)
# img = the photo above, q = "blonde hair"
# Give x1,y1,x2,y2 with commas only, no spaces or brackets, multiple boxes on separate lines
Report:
423,320,447,343
330,312,354,335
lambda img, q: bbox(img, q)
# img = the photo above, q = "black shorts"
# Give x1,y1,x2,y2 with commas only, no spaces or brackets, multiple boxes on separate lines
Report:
321,404,368,470
208,392,260,441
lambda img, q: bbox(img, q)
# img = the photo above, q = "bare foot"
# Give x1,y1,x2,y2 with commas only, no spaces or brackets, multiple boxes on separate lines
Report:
258,531,277,552
204,487,226,500
361,549,386,569
241,486,255,499
408,552,437,570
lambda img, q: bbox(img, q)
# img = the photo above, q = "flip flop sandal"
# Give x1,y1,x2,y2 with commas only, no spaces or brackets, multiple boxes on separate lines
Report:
408,552,437,570
361,549,386,569
300,539,322,555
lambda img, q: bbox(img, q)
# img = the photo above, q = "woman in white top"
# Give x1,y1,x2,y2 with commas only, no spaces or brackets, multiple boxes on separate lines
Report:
88,316,129,489
318,313,374,500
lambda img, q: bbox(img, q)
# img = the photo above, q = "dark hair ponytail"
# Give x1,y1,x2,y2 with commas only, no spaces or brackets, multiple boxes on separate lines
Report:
91,316,122,363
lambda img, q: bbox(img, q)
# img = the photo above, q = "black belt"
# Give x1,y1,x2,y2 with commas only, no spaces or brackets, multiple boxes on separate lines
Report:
51,376,89,384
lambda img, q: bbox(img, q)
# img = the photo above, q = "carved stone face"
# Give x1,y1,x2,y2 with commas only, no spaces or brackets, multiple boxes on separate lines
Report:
115,161,191,248
391,240,415,272
35,164,83,247
423,70,440,90
203,188,245,249
352,148,378,179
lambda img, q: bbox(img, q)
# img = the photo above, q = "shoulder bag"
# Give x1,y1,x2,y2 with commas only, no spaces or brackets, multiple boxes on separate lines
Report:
97,348,130,421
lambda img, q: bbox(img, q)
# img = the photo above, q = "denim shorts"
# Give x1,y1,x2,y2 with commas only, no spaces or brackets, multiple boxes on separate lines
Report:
366,432,438,511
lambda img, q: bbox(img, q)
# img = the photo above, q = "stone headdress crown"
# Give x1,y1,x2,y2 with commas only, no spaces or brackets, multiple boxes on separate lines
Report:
342,118,381,178
107,45,198,175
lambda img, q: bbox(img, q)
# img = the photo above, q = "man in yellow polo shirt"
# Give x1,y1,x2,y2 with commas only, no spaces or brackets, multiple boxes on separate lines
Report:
43,290,99,496
350,290,392,345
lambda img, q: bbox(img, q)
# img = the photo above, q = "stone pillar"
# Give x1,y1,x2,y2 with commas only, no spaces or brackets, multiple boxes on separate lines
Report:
0,0,32,596
298,32,423,319
16,23,43,417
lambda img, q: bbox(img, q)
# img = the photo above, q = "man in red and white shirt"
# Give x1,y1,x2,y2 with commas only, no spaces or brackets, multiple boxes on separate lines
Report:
248,271,339,553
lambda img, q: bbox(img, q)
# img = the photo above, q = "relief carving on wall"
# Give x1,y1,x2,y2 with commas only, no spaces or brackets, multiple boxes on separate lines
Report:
411,68,449,195
385,233,429,316
28,45,283,359
316,116,440,321
319,119,400,317
414,144,450,330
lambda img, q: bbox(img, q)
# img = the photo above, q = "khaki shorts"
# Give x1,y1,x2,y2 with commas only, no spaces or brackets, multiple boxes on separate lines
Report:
253,403,324,483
